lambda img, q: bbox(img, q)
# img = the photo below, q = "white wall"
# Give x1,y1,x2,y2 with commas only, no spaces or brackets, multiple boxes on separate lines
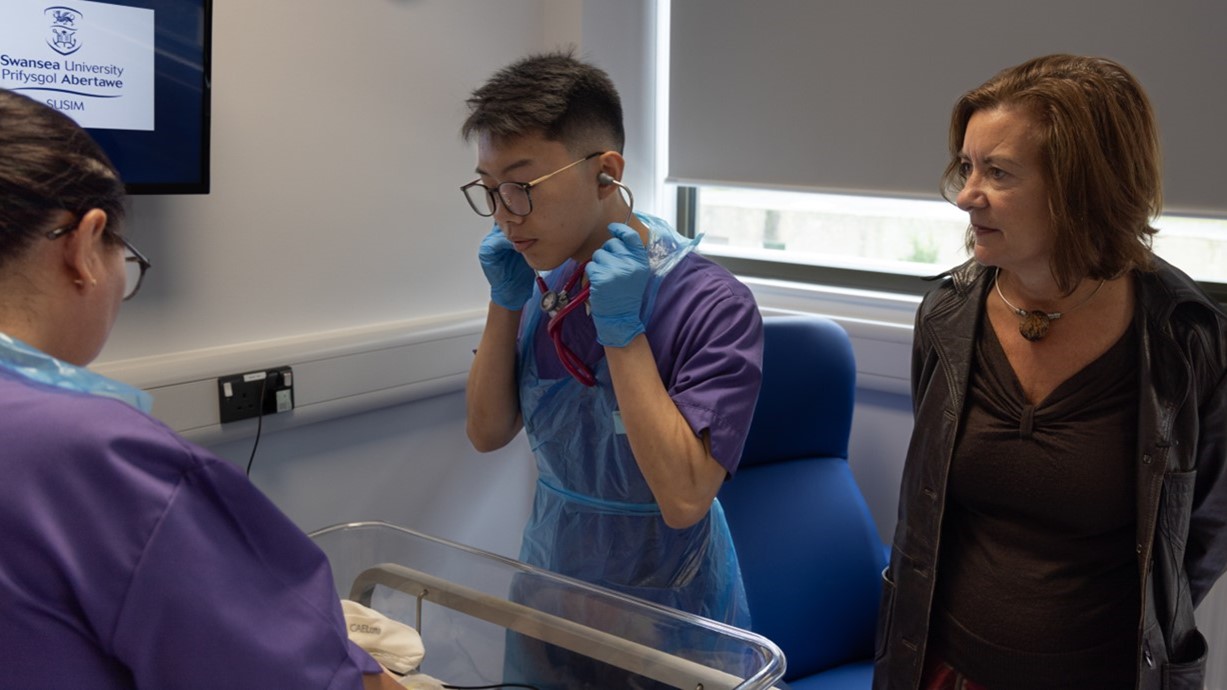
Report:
101,0,541,362
209,390,536,556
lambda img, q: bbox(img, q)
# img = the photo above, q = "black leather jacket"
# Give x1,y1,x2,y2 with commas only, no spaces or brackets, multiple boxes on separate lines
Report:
873,258,1227,690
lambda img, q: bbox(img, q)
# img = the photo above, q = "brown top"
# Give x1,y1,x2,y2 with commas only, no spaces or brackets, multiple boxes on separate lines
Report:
928,308,1141,689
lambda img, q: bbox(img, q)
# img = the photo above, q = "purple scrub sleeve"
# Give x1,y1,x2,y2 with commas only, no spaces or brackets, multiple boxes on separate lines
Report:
647,255,763,476
0,369,381,689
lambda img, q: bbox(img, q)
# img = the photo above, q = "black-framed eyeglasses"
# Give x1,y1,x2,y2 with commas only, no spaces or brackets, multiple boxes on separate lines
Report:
46,225,152,301
461,151,603,218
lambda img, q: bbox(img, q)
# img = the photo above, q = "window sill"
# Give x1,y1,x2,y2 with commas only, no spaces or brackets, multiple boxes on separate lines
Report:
741,276,918,396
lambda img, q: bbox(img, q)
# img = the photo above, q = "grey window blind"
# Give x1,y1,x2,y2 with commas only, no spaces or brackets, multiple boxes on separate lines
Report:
669,0,1227,217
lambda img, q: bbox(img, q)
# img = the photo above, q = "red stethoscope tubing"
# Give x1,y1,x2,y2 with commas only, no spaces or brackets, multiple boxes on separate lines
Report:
536,262,597,387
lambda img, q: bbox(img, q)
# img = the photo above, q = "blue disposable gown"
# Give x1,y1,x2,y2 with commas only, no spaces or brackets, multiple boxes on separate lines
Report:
516,216,748,625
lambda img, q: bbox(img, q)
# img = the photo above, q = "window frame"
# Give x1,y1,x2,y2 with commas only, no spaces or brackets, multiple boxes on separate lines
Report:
676,186,1227,305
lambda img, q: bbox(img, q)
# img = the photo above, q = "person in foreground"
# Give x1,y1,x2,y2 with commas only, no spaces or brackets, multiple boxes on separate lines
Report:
0,89,401,689
873,55,1227,690
461,51,763,686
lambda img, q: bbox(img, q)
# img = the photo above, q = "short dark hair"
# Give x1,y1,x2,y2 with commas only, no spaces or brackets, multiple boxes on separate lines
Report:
0,89,126,269
461,50,625,155
941,54,1160,292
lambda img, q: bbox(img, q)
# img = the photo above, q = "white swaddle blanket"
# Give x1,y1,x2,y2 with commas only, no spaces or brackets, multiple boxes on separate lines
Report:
341,599,446,688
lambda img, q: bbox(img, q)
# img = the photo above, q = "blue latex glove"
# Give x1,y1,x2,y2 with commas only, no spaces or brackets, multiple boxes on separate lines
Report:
478,226,536,311
586,223,650,347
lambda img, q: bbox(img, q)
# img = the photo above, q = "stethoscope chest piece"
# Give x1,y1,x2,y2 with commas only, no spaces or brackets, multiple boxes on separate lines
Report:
536,261,597,387
540,288,569,318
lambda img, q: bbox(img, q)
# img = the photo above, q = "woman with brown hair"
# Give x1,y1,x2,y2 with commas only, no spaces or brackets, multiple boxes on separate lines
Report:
874,55,1227,689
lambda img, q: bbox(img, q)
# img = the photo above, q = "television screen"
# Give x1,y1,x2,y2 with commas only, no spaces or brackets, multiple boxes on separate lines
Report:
0,0,211,194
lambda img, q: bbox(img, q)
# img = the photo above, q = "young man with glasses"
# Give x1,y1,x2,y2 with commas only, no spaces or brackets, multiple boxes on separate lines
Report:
461,51,764,686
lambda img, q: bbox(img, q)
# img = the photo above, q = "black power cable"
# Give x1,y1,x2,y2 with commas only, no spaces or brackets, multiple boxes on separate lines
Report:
244,374,267,476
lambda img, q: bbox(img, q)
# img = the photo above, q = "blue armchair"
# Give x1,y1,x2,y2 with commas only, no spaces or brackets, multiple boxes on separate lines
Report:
719,314,888,689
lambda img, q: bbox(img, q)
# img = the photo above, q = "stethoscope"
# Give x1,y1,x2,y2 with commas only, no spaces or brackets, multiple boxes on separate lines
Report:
535,174,635,388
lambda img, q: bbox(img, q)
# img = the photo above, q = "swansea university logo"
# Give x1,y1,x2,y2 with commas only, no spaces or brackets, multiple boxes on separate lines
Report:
45,6,83,56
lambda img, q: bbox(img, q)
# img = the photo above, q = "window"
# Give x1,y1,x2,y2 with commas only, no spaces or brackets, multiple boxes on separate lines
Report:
681,185,1227,301
665,0,1227,302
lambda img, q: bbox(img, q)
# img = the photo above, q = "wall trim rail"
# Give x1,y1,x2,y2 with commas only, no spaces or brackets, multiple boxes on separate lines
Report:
93,311,487,447
90,278,919,444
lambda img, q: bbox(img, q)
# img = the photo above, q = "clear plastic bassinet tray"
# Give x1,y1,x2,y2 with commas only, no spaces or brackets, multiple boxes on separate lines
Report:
310,521,785,689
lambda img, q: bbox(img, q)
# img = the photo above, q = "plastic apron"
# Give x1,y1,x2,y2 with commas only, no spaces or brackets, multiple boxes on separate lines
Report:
515,214,749,628
0,332,152,413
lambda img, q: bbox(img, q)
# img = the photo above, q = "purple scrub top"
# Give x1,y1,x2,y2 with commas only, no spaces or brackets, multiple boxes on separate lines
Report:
0,367,382,688
531,250,764,474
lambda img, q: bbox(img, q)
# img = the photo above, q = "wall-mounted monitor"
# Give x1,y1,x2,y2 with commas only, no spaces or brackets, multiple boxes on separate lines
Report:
0,0,212,194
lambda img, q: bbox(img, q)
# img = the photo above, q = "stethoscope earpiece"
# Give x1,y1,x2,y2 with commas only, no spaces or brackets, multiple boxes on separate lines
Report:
597,172,635,223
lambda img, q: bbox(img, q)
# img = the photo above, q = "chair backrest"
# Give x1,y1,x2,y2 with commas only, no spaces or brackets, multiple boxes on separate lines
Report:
719,314,886,680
